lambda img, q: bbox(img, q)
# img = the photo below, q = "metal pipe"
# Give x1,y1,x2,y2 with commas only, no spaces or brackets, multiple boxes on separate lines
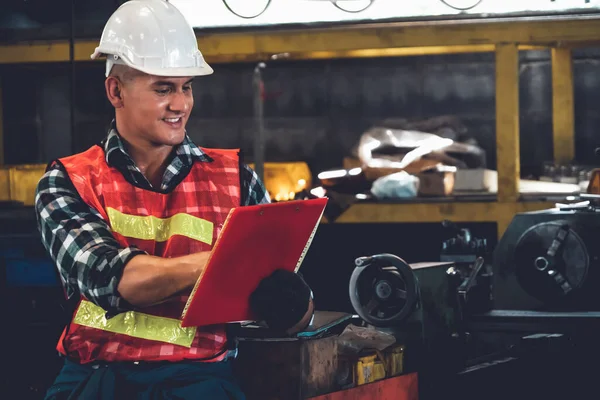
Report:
251,54,288,183
252,62,266,183
0,77,3,165
69,0,76,155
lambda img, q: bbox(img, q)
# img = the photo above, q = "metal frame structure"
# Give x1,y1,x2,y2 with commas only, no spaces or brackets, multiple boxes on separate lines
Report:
0,77,3,166
1,14,597,235
1,15,598,63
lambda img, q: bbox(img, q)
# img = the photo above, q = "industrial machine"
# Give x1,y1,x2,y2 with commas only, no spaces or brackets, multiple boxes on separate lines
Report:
493,203,600,312
348,197,600,399
6,162,600,399
348,220,493,387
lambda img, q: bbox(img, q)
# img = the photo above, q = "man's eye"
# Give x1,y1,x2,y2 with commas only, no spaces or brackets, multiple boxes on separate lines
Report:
183,86,192,92
156,89,169,95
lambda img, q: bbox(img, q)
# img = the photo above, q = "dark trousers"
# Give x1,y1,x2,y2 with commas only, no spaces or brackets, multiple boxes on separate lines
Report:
44,358,246,400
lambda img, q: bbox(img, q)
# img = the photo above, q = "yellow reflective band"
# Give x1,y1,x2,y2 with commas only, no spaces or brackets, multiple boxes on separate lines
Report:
107,207,213,244
74,300,197,348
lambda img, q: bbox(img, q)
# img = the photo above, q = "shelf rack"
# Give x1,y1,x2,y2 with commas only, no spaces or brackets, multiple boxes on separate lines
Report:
2,14,598,236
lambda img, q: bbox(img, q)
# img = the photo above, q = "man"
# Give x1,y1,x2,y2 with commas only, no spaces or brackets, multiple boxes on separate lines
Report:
35,1,314,399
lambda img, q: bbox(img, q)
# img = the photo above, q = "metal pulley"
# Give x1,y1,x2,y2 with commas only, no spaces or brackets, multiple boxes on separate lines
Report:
514,220,592,305
349,254,419,327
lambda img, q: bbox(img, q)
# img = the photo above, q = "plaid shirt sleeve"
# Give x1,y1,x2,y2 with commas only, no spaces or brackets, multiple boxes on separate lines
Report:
35,164,146,315
241,164,271,206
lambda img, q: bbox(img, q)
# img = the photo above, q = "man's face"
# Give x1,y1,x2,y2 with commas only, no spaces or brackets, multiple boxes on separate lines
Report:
117,74,194,147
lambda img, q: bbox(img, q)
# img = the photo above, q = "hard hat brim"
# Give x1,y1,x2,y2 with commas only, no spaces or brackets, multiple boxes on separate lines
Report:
93,50,214,77
129,63,215,77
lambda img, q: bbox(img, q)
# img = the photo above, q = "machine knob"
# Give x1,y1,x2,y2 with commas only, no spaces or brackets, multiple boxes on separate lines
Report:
349,253,418,327
375,280,393,299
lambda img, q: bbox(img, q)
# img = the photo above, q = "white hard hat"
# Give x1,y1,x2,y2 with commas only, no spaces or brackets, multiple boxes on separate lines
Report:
91,0,213,77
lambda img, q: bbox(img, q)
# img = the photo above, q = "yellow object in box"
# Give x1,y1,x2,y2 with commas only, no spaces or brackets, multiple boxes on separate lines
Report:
353,345,405,386
248,162,312,202
0,164,47,206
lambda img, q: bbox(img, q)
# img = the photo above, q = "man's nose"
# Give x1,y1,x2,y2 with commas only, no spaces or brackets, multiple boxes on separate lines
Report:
169,91,189,112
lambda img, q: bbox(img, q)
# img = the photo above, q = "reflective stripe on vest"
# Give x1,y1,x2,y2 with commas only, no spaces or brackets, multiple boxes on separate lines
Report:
74,300,197,348
107,207,214,245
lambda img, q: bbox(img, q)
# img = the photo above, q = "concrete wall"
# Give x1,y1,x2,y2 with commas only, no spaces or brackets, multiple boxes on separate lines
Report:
2,48,600,176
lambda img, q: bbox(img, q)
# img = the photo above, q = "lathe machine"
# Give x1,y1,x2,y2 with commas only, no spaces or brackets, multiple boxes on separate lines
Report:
5,191,600,399
347,196,600,399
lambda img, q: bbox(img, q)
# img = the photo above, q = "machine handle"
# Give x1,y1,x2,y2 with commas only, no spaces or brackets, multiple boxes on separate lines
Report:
457,257,485,302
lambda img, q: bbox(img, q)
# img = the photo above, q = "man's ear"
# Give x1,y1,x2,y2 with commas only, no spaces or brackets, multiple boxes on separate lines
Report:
105,76,124,108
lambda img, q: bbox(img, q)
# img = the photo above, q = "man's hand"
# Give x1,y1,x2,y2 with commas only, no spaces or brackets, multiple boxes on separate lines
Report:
249,269,314,335
118,251,211,308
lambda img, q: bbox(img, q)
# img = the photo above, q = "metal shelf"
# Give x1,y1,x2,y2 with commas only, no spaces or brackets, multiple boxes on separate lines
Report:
0,15,591,234
1,15,599,64
326,200,556,237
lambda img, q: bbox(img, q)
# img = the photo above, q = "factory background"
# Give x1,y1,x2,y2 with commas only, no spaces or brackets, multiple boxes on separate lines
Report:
2,1,600,399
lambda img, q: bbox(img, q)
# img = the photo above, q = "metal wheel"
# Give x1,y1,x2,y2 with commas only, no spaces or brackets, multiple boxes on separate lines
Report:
349,253,418,327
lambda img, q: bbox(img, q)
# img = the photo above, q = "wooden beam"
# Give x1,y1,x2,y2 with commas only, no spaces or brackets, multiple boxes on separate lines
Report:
551,47,575,165
495,43,520,203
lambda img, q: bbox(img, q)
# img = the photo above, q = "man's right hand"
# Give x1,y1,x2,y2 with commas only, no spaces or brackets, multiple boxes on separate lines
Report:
117,251,212,308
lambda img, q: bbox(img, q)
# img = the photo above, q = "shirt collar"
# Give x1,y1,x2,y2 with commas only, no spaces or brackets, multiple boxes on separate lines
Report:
103,122,213,167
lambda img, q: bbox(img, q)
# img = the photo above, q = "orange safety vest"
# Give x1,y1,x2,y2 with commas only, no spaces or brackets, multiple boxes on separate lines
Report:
55,144,241,364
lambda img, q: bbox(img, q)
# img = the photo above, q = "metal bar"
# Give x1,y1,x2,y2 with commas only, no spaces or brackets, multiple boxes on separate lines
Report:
467,310,600,334
197,16,600,56
0,76,3,166
332,201,554,237
69,0,76,155
551,47,575,165
271,44,544,61
252,63,266,182
2,16,600,64
0,43,544,65
495,44,520,203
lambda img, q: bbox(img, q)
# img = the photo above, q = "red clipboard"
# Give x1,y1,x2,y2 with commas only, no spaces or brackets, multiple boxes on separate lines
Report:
181,197,328,328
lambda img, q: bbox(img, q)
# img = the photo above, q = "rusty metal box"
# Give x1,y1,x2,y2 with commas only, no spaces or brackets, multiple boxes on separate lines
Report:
234,335,342,400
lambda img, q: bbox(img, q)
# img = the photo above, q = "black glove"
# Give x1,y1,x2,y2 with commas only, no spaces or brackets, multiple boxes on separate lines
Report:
249,269,313,333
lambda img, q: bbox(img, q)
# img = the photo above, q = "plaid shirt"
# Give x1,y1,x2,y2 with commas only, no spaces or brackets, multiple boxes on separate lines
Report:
35,127,270,316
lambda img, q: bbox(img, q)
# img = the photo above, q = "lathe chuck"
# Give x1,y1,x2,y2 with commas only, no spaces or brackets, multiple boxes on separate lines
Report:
513,220,596,305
